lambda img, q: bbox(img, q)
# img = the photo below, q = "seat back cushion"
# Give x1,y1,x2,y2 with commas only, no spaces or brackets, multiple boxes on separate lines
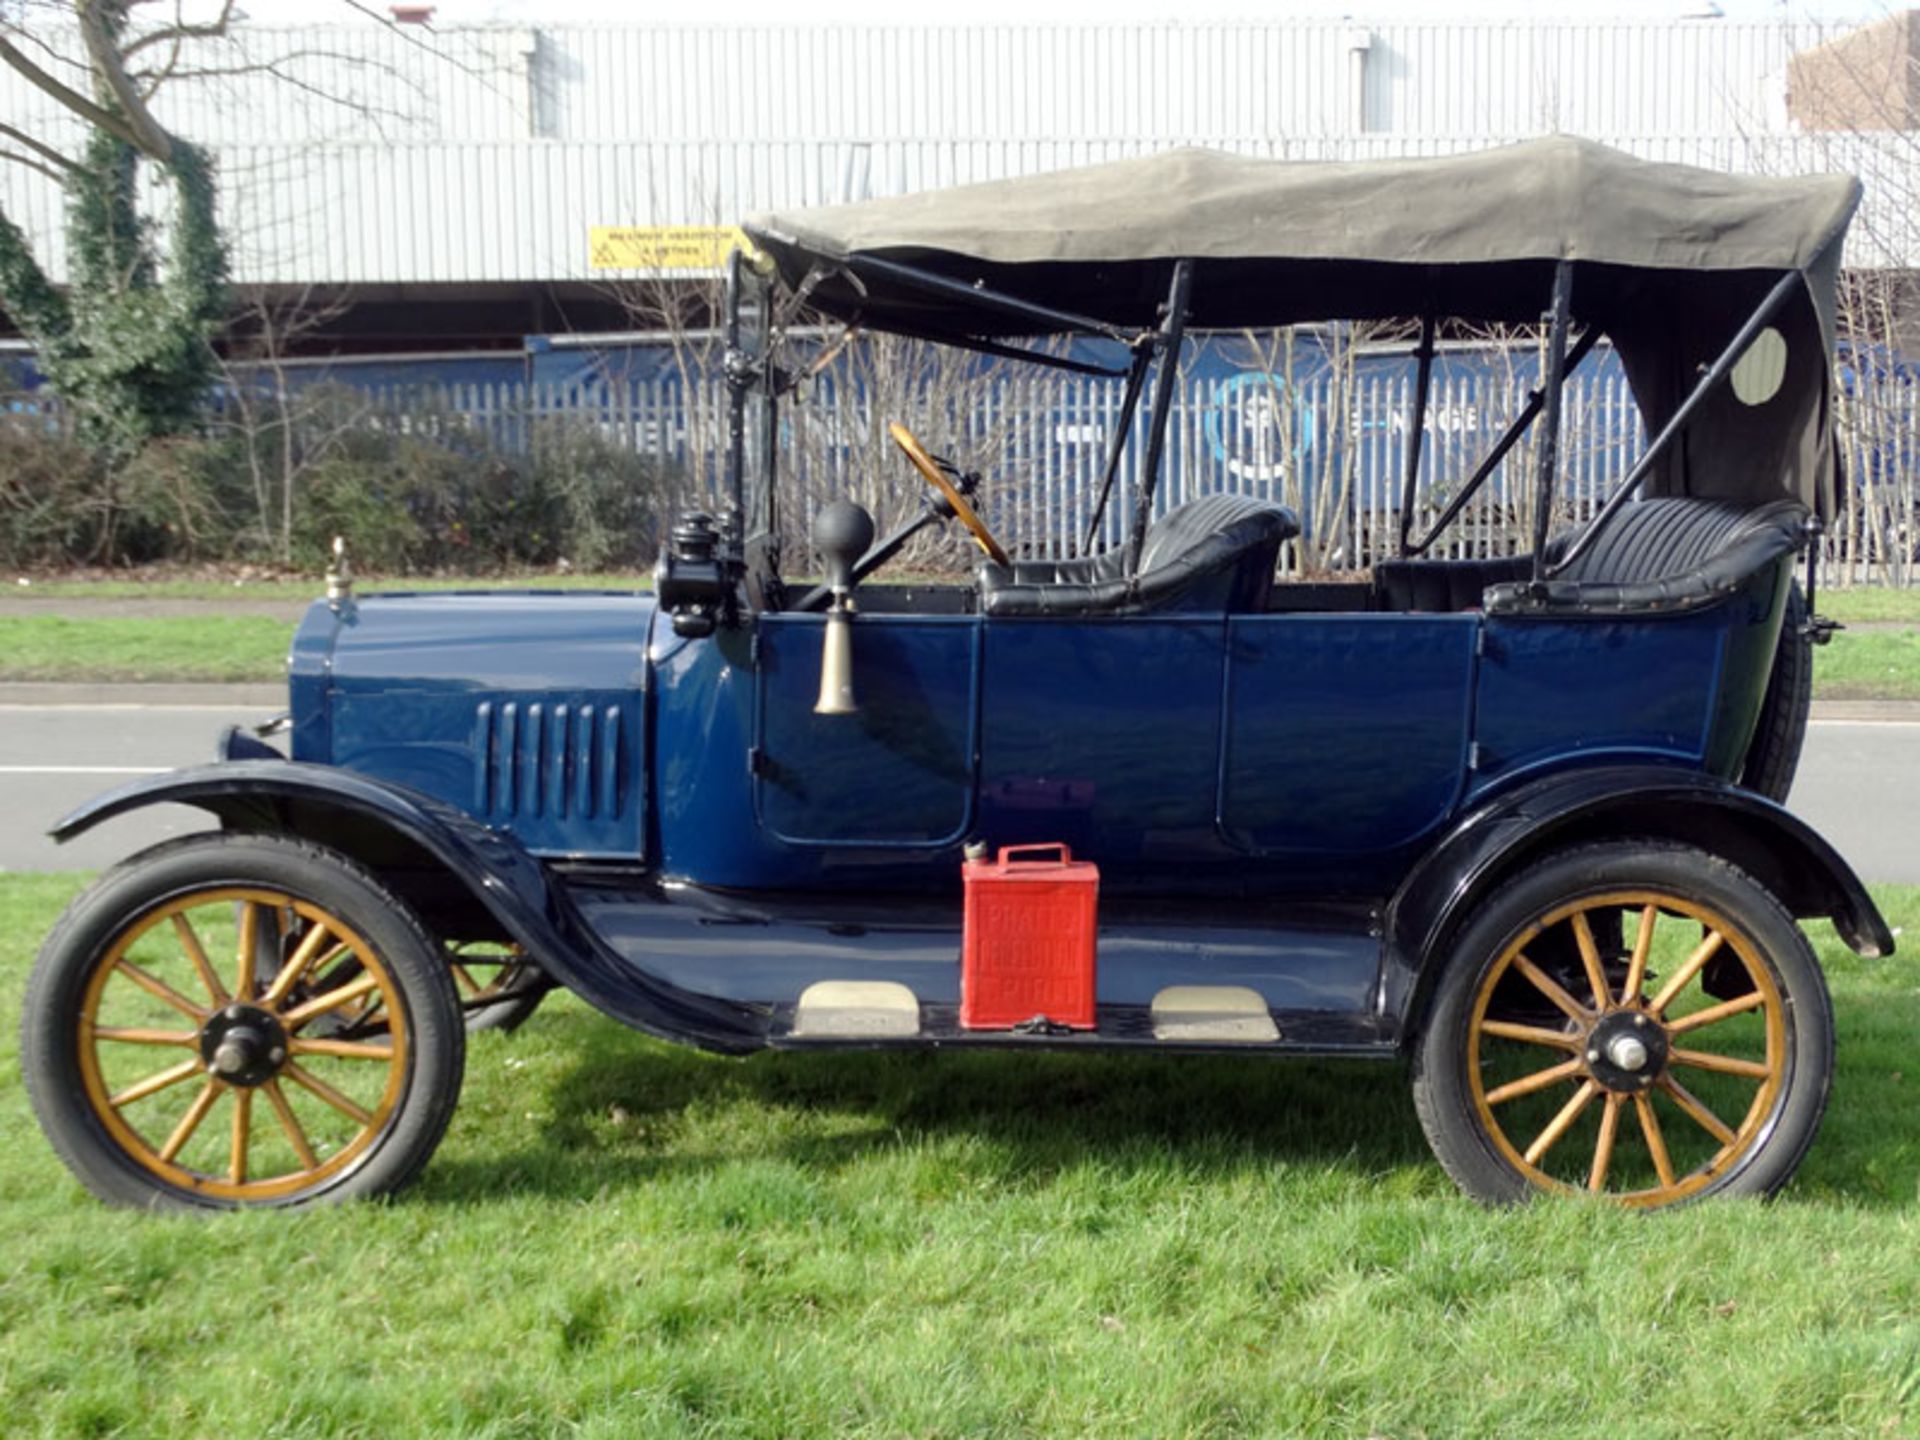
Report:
1371,555,1533,612
979,494,1298,617
1484,497,1807,614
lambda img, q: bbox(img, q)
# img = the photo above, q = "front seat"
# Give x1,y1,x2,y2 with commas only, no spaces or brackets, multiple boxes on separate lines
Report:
977,493,1299,618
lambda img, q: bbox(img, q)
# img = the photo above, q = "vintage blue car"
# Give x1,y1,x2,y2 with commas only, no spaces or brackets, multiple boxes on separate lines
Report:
22,138,1892,1211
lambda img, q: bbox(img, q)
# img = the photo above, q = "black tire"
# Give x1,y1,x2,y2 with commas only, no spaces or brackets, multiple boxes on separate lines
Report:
1412,840,1832,1208
21,833,465,1211
1740,580,1811,803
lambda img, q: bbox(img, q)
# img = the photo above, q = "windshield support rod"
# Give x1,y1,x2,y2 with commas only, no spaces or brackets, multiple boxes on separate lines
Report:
1404,326,1600,558
1547,268,1802,579
842,252,1137,346
1083,342,1155,552
1125,260,1196,583
867,322,1130,379
1396,312,1438,557
1528,261,1576,583
725,360,748,520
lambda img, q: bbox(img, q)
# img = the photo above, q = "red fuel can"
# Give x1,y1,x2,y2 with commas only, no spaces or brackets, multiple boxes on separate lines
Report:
961,843,1099,1030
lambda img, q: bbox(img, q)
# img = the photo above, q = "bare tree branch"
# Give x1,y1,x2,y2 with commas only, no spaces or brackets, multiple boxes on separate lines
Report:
119,0,233,60
0,17,88,78
73,0,174,161
0,121,81,175
0,29,146,154
335,0,511,91
0,145,65,181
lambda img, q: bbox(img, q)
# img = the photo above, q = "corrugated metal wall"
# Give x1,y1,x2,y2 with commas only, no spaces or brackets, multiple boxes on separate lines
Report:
1,18,1908,286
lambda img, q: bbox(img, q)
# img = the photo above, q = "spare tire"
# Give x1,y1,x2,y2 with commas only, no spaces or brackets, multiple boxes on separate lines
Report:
1740,580,1812,803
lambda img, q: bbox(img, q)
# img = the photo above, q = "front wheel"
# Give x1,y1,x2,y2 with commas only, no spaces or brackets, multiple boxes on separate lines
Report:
1412,841,1832,1208
21,833,465,1210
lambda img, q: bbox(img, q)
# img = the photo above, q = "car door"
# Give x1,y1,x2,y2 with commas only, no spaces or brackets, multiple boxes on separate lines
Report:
1218,612,1479,861
975,615,1230,869
752,612,981,847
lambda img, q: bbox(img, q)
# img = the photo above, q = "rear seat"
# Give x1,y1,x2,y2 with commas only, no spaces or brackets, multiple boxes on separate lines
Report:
1372,498,1808,615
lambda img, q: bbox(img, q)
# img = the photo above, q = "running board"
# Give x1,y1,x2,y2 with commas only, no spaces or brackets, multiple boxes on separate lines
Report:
560,879,1395,1056
785,983,1279,1044
769,1000,1388,1056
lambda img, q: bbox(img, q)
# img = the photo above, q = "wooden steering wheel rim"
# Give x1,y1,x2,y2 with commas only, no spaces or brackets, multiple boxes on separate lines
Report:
888,423,1011,567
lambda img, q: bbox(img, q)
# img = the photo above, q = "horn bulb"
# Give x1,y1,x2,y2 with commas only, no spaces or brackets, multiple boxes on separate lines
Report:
810,498,874,717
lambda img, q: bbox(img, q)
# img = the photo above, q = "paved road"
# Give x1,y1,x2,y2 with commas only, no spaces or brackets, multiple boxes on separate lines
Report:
3,703,1918,884
1788,720,1920,886
0,703,283,875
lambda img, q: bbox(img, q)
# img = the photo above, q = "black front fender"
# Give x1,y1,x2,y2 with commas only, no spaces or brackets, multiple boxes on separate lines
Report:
1383,765,1894,1040
53,762,766,1054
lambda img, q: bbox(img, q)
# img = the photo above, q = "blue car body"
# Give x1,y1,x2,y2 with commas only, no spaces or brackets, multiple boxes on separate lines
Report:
56,539,1884,1063
293,575,1763,888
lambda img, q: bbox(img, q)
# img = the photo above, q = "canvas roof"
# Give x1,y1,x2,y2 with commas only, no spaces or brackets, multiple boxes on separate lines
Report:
747,138,1857,287
745,139,1863,518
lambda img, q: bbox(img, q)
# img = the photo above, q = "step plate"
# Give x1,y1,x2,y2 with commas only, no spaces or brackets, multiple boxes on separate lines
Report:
792,980,921,1039
1149,985,1281,1043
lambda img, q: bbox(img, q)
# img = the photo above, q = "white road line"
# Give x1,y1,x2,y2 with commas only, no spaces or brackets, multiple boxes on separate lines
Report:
0,766,169,775
0,705,275,713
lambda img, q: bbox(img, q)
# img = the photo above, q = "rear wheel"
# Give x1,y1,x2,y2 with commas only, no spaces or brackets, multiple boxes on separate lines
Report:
1412,841,1831,1208
21,834,464,1210
1740,580,1811,803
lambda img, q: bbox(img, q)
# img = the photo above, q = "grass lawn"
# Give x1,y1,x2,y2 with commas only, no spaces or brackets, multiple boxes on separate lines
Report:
0,614,296,683
4,572,652,601
0,872,1916,1436
1817,627,1920,701
1818,588,1920,625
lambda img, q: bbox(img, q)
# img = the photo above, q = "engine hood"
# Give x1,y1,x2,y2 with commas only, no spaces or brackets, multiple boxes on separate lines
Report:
288,589,657,860
292,589,656,694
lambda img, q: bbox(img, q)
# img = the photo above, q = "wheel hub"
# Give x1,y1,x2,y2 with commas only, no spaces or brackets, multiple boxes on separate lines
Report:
1606,1033,1650,1072
1584,1010,1669,1092
198,1004,289,1088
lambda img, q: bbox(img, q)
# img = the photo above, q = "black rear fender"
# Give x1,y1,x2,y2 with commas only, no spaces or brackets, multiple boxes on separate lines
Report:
1385,766,1893,1043
51,762,764,1054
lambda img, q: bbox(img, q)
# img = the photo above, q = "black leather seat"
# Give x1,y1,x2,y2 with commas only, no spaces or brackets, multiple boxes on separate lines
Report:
1373,497,1808,615
1484,497,1809,614
977,493,1300,618
1370,554,1532,613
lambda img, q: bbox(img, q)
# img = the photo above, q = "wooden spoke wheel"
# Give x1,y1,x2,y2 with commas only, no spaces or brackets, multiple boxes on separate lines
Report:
23,835,464,1210
1414,842,1832,1209
447,946,549,1033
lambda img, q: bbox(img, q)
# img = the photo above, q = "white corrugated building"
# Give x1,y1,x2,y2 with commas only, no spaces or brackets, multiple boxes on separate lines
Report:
2,14,1915,345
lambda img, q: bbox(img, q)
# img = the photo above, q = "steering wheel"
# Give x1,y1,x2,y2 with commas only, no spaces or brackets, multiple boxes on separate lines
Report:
888,423,1011,567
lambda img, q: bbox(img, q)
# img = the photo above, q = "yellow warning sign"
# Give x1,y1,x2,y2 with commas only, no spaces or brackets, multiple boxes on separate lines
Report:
589,226,749,271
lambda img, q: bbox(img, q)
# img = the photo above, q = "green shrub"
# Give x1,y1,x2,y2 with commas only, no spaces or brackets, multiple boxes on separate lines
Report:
115,436,254,562
0,419,103,567
3,390,685,574
534,418,683,570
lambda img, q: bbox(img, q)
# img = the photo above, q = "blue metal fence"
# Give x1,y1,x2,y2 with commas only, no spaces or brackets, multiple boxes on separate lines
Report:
8,339,1915,581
